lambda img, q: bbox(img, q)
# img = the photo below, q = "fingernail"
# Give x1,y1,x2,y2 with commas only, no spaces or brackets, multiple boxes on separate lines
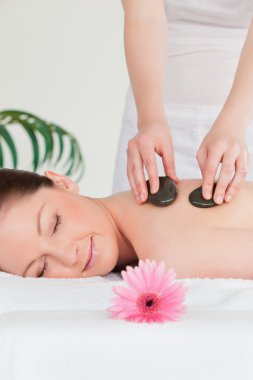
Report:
204,192,211,199
225,195,232,202
151,186,158,194
216,196,223,204
138,193,145,202
142,192,147,201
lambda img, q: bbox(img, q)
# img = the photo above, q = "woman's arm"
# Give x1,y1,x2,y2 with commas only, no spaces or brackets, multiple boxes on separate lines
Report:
218,17,253,126
121,0,179,202
196,18,253,207
121,0,168,126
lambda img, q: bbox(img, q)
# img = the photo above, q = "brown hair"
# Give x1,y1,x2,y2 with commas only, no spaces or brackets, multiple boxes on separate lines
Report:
0,169,54,273
0,168,54,216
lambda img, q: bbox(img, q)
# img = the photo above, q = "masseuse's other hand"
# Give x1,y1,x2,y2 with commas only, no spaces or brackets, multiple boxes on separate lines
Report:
196,119,250,204
127,121,180,204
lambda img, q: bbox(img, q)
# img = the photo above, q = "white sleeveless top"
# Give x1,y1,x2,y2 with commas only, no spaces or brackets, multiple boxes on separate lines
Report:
112,2,253,193
163,0,253,106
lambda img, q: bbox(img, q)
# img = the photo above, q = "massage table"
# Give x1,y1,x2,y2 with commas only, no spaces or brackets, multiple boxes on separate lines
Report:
1,270,253,379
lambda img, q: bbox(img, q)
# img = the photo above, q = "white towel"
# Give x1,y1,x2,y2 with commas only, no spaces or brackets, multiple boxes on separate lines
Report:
1,270,253,379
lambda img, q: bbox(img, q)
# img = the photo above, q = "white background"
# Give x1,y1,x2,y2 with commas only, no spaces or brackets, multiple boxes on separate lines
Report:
0,0,129,197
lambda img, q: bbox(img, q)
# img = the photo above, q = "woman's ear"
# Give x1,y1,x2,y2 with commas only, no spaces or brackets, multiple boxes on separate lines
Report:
44,170,79,194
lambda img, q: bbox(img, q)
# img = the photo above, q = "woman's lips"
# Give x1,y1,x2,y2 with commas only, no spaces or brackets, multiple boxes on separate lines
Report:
83,237,97,271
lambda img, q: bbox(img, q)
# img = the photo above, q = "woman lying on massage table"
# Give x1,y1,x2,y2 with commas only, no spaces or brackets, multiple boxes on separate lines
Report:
0,168,252,280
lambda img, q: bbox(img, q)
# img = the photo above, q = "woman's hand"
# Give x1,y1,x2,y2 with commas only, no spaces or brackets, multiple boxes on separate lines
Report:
127,121,180,204
196,118,250,204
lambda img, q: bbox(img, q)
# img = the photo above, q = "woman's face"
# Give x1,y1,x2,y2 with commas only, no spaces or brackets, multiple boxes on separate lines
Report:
0,171,119,278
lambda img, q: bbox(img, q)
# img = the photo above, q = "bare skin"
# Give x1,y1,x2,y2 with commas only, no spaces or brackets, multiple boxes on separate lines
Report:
1,171,253,280
102,178,253,279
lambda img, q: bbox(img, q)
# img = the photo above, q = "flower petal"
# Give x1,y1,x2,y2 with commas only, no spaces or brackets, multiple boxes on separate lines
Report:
138,260,149,286
112,298,137,309
112,285,137,301
141,259,155,289
108,259,188,323
117,308,138,319
121,267,144,293
157,271,177,294
133,266,148,292
160,282,187,300
151,261,167,290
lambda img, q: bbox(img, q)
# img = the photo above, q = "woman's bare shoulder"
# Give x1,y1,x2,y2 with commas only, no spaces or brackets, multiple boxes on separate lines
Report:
107,178,253,209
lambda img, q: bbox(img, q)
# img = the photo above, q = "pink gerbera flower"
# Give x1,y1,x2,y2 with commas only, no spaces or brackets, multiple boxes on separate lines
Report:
107,259,188,323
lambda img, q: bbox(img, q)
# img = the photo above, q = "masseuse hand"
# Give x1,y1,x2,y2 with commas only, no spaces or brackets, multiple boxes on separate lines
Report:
127,121,180,204
196,117,250,204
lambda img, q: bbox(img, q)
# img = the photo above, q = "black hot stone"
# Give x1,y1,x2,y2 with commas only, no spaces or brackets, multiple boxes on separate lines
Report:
189,183,218,208
146,176,177,207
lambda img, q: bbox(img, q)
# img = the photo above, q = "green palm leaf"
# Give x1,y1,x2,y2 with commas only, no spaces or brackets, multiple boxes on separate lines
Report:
16,119,40,171
0,124,18,168
0,109,84,182
47,123,65,165
0,138,4,167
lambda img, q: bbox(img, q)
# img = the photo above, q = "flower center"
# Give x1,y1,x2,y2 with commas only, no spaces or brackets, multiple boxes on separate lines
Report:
136,292,161,314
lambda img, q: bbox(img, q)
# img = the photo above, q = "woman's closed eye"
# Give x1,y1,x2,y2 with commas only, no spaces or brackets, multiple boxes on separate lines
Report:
38,213,62,278
53,213,62,234
38,257,48,278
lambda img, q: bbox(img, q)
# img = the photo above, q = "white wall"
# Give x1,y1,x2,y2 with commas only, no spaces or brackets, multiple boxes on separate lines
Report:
0,0,129,197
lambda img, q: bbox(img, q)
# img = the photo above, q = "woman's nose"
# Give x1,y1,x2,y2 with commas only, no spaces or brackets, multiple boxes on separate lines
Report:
44,240,78,267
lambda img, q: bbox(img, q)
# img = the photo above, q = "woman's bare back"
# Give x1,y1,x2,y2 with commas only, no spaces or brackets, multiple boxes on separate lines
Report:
108,179,253,279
